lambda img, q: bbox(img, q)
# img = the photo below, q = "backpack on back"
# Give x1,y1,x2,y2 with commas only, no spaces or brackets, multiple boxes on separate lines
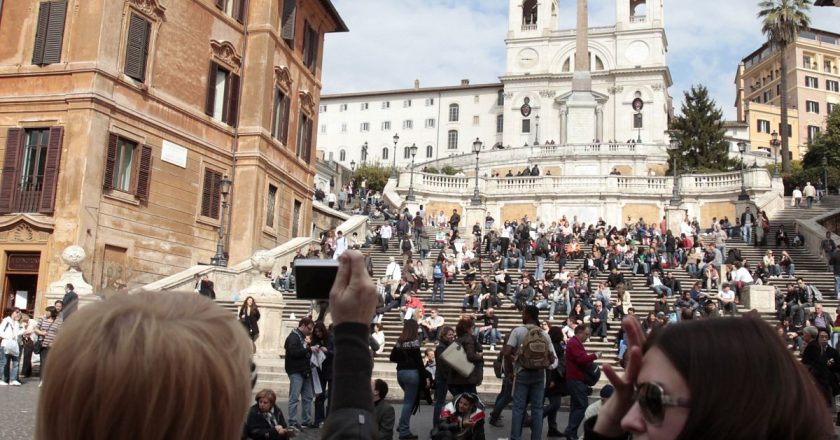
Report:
517,325,554,370
433,264,444,279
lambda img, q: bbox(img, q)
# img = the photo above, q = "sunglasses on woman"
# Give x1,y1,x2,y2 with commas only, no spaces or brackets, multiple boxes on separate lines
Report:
634,382,691,425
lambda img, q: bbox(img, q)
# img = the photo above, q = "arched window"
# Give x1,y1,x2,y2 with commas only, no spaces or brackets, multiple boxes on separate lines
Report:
595,55,605,71
631,0,647,20
382,147,389,160
339,149,346,161
426,145,433,158
562,57,571,72
404,146,411,159
447,130,458,149
449,103,460,122
523,0,538,25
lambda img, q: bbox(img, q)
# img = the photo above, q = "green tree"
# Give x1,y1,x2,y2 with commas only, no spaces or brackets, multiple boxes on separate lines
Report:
351,164,390,192
802,109,840,168
668,85,738,173
758,0,811,173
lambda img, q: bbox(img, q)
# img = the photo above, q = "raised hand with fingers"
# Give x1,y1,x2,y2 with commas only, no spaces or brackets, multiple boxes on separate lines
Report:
593,316,646,437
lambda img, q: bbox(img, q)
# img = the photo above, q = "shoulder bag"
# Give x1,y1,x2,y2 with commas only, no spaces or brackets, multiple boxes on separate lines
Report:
440,340,474,377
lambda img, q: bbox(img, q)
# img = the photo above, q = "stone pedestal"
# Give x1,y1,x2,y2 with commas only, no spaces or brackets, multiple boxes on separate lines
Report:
734,200,755,222
465,206,485,244
743,284,776,313
255,294,287,356
47,245,94,297
665,206,686,236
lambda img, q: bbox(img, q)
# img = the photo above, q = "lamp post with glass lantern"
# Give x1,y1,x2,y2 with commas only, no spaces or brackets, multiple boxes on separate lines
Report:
666,133,682,206
361,142,368,166
406,144,418,201
211,175,233,267
471,138,483,205
770,131,781,178
823,156,829,196
391,133,399,178
737,141,751,201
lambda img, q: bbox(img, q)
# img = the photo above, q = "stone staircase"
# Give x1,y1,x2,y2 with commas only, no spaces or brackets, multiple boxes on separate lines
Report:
242,198,840,401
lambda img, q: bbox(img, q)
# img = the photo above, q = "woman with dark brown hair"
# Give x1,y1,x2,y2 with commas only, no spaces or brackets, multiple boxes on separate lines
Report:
587,316,833,439
238,296,260,350
447,317,484,397
389,319,424,439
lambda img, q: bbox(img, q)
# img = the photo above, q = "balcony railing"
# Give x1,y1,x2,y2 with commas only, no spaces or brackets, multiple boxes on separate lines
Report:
521,23,538,31
630,15,646,23
14,180,42,213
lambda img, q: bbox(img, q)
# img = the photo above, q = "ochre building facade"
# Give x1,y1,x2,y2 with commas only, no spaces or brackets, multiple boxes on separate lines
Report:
0,0,346,314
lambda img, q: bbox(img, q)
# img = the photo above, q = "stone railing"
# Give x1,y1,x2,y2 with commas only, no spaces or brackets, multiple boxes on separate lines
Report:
797,208,840,264
400,168,773,198
136,214,369,299
535,142,660,157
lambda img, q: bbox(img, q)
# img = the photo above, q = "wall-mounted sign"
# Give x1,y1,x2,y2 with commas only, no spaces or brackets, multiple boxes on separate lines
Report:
161,140,188,168
632,98,644,112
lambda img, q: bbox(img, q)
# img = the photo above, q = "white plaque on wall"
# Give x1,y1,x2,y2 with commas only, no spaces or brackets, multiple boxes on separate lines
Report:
161,140,188,168
15,291,28,309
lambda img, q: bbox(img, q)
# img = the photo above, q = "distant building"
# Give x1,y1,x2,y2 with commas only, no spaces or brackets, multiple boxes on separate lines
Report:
0,0,346,312
734,28,840,160
814,0,839,7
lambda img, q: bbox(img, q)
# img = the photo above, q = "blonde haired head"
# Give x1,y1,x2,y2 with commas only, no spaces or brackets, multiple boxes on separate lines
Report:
37,292,252,440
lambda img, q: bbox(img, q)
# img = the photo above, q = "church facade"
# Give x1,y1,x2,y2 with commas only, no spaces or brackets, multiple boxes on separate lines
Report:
317,0,673,173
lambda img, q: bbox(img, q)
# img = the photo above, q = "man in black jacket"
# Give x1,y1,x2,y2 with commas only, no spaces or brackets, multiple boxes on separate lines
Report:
284,317,315,429
449,209,461,232
373,379,395,440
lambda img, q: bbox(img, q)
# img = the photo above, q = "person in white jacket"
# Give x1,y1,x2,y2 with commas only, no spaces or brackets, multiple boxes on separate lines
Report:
0,307,22,386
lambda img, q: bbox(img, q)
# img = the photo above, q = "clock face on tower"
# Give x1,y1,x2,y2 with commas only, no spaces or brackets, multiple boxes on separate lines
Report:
517,48,539,69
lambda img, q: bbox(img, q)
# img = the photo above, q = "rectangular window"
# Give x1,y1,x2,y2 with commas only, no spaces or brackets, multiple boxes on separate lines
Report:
425,98,434,106
382,121,391,130
382,101,390,109
302,22,319,72
124,13,151,82
361,102,369,110
447,130,458,149
778,123,793,138
265,184,277,228
634,113,643,129
32,1,68,66
522,119,531,133
497,91,504,106
360,122,370,132
214,0,246,23
200,168,222,219
320,105,327,113
292,200,302,237
805,76,819,88
339,103,347,111
806,100,820,114
340,123,347,133
496,114,504,133
763,91,772,102
403,120,413,130
296,112,313,162
474,95,480,103
826,60,835,73
473,115,480,126
0,127,65,214
425,118,435,128
757,119,771,133
403,99,412,108
281,0,297,48
320,124,326,134
271,89,290,144
103,134,153,200
112,138,136,192
828,80,839,93
205,62,240,126
803,55,812,69
829,103,838,114
808,125,821,142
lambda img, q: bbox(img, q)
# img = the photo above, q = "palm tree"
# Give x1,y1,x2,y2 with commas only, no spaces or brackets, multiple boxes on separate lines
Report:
758,0,811,174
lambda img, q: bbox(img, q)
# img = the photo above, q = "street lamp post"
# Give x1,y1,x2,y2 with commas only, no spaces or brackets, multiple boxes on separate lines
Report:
406,144,418,201
361,142,368,166
391,134,399,179
667,134,682,206
823,156,829,196
471,138,483,205
210,175,233,267
535,114,540,145
737,141,751,201
770,130,780,178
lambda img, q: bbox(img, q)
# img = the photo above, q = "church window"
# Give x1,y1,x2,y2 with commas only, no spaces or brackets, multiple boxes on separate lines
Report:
447,130,458,149
562,57,571,73
449,104,460,122
426,145,433,158
630,0,647,22
339,149,346,161
497,90,504,106
382,147,389,160
522,119,531,133
496,114,504,133
595,55,605,71
522,0,538,28
633,113,643,129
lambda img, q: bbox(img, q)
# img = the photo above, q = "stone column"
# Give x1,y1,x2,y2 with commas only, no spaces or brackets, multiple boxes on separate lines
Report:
560,107,568,145
596,105,603,142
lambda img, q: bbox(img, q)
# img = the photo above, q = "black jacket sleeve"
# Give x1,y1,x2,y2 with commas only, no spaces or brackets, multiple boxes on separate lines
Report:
322,323,377,439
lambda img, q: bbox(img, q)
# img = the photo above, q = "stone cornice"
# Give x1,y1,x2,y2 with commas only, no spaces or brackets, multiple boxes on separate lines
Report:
210,40,243,71
128,0,167,21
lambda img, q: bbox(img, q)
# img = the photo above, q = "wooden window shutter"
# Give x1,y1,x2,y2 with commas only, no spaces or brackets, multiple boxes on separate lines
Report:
135,145,152,201
38,126,63,214
281,94,291,143
233,0,247,24
32,3,51,65
124,13,151,82
103,134,118,190
0,128,24,214
215,0,224,10
201,169,221,219
205,62,218,116
42,1,67,65
281,0,296,46
303,118,312,163
225,73,240,127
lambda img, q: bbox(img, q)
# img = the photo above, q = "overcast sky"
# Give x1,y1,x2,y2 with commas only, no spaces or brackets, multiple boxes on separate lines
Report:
321,0,840,120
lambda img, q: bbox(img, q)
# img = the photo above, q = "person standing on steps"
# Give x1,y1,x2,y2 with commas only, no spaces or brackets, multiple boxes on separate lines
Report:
740,207,755,246
804,182,817,209
450,209,461,233
564,325,600,440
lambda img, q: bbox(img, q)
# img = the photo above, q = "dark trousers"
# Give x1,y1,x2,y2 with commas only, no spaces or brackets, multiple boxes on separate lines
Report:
314,380,331,424
564,380,589,439
543,393,563,430
21,344,33,377
433,379,449,427
39,347,50,377
490,376,513,420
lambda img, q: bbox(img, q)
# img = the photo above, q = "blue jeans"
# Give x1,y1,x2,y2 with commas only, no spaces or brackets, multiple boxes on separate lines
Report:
397,369,420,437
490,376,513,420
652,285,673,297
287,372,314,426
564,380,589,439
1,352,19,383
510,369,545,440
432,279,445,302
433,377,449,427
742,224,752,245
535,256,546,280
835,275,840,299
783,264,796,277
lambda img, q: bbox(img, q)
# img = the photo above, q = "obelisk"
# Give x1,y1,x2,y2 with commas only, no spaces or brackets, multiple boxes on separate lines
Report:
564,0,601,143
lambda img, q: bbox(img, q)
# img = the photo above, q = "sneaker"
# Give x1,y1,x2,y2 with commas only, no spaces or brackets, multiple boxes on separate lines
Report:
547,428,564,437
488,418,504,427
0,381,7,386
9,381,21,386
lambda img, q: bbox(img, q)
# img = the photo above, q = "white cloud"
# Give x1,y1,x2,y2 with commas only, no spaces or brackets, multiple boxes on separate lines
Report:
322,0,840,120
